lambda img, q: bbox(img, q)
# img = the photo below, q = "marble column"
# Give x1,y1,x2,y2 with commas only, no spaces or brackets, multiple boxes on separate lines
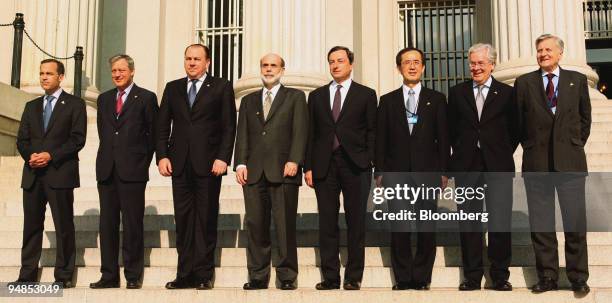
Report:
491,0,606,100
234,0,329,98
14,0,100,102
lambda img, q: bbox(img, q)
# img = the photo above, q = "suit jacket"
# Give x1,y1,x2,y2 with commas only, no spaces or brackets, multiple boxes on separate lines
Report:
514,68,591,172
304,81,377,179
234,85,308,185
447,77,517,172
96,84,159,182
375,86,450,175
17,90,87,189
156,73,237,176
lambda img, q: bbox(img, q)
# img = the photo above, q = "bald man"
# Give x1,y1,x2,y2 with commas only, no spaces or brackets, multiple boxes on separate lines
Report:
234,54,308,290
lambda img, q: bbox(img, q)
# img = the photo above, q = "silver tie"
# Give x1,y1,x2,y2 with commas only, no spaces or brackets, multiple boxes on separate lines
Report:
407,89,416,134
476,85,485,121
263,91,272,120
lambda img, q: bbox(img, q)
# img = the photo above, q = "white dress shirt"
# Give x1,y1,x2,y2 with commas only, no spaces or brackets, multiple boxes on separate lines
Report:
116,82,135,104
186,73,208,95
402,82,422,113
472,76,492,100
43,88,63,112
329,78,352,110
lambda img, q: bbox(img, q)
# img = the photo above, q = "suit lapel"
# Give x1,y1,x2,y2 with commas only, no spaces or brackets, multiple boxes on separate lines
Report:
176,77,191,118
265,85,286,123
411,87,432,137
34,97,44,135
44,91,68,136
394,88,411,135
555,68,571,118
254,89,265,125
323,82,334,122
533,70,555,118
462,81,478,120
191,73,214,110
117,85,141,128
337,82,357,122
106,89,119,126
479,79,500,124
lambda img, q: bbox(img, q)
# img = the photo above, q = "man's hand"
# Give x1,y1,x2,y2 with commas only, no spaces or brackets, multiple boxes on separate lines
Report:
236,166,248,185
158,158,173,177
211,159,228,176
283,162,298,177
29,152,51,168
305,170,314,188
441,175,449,189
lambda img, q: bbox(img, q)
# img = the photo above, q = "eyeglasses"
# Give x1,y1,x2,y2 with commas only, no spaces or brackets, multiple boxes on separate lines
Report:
469,62,492,68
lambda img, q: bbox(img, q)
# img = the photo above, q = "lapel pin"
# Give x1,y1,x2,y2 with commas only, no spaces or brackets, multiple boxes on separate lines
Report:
426,102,431,106
61,101,65,104
570,83,574,86
134,95,138,99
206,84,210,87
493,91,498,95
256,112,260,115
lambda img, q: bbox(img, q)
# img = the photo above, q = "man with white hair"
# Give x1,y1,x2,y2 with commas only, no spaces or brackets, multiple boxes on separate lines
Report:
234,53,308,290
515,34,591,294
447,43,517,291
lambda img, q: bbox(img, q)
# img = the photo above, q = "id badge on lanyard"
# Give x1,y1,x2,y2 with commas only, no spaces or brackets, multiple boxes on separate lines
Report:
407,111,419,124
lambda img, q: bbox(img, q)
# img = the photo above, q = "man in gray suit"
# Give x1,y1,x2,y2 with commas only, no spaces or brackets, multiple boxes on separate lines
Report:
515,34,591,294
234,53,308,290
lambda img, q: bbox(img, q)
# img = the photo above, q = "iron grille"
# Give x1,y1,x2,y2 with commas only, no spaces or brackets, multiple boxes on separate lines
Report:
584,0,612,40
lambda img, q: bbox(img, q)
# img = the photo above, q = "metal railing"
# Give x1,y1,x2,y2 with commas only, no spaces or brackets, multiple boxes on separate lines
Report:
196,0,243,83
2,13,84,98
584,0,612,40
399,0,475,95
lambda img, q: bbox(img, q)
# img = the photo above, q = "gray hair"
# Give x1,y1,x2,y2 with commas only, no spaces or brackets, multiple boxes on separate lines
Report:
535,34,564,53
468,43,497,64
108,54,135,70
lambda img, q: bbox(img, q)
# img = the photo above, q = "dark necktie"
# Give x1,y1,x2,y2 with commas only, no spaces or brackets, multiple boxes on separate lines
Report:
332,84,342,150
188,79,198,108
43,95,55,132
116,90,125,115
546,73,557,109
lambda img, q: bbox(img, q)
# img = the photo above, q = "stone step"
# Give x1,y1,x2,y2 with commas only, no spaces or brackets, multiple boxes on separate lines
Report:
0,197,324,216
1,245,612,267
0,288,609,303
592,113,612,122
1,265,611,288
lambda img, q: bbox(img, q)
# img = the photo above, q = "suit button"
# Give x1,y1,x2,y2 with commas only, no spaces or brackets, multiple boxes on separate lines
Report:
115,131,119,135
262,131,266,135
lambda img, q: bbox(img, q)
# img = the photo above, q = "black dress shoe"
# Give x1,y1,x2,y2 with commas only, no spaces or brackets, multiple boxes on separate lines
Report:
459,280,481,291
571,280,590,294
126,280,142,289
195,280,213,290
243,280,268,290
392,281,412,290
412,282,430,290
343,280,361,290
487,280,512,291
315,280,340,290
54,280,74,288
280,280,296,290
165,278,194,289
531,278,558,293
90,279,120,289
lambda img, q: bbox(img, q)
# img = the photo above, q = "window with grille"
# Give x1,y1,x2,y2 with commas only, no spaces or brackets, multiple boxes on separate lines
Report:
196,0,244,82
398,0,476,95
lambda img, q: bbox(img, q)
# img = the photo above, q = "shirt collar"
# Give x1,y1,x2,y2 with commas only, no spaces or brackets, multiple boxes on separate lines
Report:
188,73,207,83
473,76,493,89
263,82,281,97
541,66,560,78
118,82,135,96
402,82,422,97
45,88,63,101
331,78,352,90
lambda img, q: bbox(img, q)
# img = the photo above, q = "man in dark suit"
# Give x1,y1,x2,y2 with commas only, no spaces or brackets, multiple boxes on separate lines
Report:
376,47,450,291
156,44,237,289
90,54,158,290
515,34,591,294
447,44,516,291
12,59,87,288
304,46,377,291
234,53,308,290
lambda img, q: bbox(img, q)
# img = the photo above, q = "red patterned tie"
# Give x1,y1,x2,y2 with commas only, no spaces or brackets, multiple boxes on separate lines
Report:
116,90,125,115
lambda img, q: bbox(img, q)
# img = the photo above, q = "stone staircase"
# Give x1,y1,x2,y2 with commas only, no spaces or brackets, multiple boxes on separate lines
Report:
1,103,612,302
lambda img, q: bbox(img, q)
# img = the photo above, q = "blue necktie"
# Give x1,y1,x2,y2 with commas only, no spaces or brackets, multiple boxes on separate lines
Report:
188,79,198,108
43,95,55,132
